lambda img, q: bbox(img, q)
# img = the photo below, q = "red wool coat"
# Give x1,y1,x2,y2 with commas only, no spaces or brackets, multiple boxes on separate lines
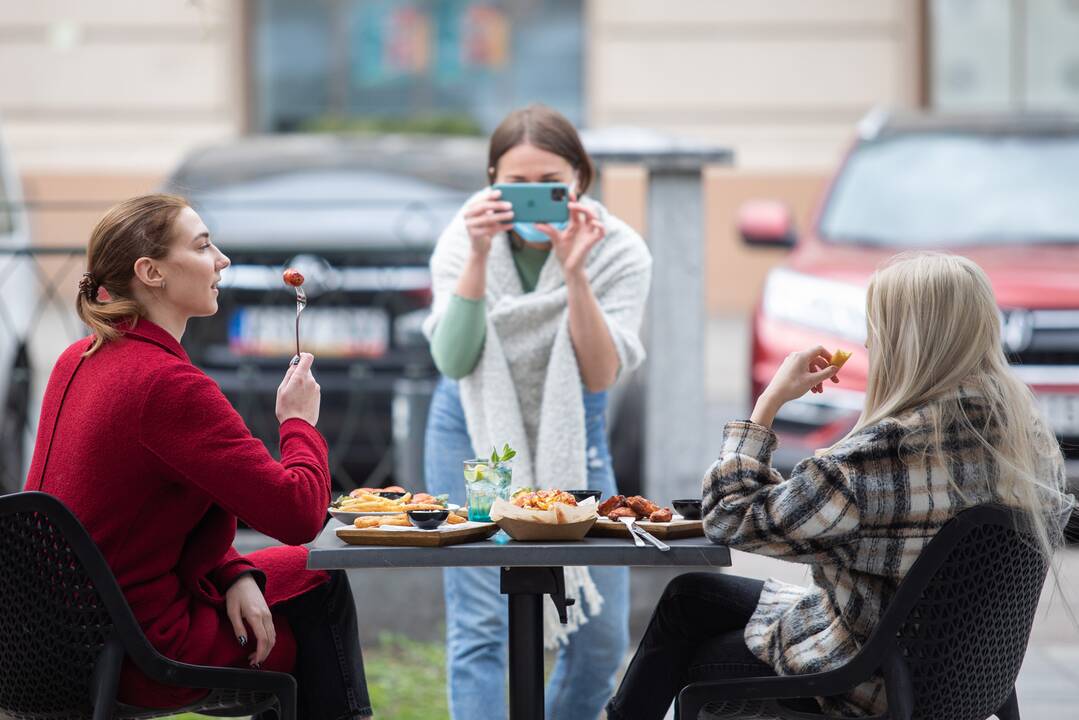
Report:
25,320,331,708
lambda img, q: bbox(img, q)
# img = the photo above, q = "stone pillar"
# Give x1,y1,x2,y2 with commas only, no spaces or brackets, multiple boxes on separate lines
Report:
584,129,734,503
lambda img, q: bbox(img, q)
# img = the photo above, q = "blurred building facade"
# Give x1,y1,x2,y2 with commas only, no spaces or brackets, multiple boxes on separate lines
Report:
3,0,1079,311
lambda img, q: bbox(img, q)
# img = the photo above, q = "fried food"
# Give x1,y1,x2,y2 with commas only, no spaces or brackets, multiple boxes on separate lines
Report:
649,507,673,523
626,496,660,517
445,513,467,525
512,489,578,511
597,495,626,516
829,348,852,370
352,514,410,529
607,507,637,520
283,268,305,287
599,494,674,522
398,503,446,512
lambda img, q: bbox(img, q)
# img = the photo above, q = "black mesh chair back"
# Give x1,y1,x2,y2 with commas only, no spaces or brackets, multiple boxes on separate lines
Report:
679,504,1052,720
0,491,296,720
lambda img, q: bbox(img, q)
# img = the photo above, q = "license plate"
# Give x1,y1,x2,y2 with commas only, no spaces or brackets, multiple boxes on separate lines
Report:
229,306,389,358
1037,394,1079,436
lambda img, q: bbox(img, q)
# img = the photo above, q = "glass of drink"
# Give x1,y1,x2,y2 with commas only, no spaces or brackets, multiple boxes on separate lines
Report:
464,459,512,522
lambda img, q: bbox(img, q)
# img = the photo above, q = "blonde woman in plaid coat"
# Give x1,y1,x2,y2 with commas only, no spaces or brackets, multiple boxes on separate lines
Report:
608,253,1073,718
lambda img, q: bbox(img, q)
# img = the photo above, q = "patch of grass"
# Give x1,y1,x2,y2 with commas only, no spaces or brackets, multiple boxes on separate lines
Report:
365,631,449,719
160,632,448,720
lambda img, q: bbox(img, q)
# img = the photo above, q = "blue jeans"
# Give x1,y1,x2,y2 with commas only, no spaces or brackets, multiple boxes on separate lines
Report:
424,378,630,720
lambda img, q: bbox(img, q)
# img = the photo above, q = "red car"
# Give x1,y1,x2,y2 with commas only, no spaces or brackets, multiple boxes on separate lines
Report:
741,110,1079,513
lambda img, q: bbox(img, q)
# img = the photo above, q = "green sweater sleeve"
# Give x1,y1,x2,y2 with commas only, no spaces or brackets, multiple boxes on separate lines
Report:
430,294,487,379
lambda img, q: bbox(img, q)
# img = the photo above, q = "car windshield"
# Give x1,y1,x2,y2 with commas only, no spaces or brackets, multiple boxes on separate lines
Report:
819,133,1079,247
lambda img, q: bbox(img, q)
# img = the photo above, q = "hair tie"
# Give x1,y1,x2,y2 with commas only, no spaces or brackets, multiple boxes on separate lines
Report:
78,272,99,302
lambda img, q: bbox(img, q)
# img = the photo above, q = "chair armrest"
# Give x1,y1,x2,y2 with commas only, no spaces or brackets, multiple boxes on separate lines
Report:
677,664,878,720
115,637,294,695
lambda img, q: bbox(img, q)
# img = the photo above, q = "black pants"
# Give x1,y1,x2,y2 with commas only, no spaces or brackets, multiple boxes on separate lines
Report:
257,569,372,720
606,572,819,720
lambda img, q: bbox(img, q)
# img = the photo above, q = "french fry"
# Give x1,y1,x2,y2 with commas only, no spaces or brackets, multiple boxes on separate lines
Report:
830,349,852,370
353,513,411,528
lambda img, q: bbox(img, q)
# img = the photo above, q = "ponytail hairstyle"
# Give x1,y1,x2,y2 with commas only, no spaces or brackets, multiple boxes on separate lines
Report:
76,194,189,356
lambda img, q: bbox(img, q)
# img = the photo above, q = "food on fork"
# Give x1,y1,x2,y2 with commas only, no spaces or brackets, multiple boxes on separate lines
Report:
283,268,305,287
829,348,852,369
607,507,637,520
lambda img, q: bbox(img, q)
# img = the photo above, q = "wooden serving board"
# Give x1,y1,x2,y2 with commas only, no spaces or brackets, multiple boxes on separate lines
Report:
335,522,499,547
587,517,704,540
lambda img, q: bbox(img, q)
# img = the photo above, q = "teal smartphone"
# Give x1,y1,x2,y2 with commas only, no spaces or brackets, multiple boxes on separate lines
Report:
492,182,570,224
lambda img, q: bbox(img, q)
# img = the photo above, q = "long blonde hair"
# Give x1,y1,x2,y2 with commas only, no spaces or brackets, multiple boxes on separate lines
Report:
847,252,1072,554
76,194,189,356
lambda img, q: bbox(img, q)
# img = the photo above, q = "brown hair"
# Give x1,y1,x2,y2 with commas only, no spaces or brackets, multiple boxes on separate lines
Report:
76,194,189,356
486,104,594,194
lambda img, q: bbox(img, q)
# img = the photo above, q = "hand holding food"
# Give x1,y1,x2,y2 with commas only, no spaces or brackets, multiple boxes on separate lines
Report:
275,352,320,426
751,346,840,427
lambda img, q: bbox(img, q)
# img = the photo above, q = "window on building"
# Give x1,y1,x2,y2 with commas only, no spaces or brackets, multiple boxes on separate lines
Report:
931,0,1079,111
250,0,584,134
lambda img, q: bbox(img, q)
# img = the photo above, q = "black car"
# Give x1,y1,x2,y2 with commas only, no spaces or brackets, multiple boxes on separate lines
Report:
164,133,646,496
163,134,486,491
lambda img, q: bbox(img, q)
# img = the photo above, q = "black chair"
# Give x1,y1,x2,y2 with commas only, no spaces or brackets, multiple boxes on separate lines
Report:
677,504,1050,720
0,491,296,720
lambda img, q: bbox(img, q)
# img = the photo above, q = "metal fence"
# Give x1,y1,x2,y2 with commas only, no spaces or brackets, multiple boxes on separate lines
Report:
0,246,91,493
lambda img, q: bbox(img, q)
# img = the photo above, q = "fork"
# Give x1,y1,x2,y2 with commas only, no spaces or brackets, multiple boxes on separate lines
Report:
291,284,307,365
619,516,646,547
629,520,670,552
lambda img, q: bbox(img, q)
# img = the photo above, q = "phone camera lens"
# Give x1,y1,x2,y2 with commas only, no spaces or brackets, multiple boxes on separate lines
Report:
551,187,566,201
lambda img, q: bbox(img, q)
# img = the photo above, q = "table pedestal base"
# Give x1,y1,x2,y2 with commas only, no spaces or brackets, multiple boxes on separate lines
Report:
500,566,576,720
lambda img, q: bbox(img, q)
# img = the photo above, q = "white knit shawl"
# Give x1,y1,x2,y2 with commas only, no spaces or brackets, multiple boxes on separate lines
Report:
423,194,651,492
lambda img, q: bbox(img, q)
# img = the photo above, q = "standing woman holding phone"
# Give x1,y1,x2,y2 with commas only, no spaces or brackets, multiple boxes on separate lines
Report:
423,104,652,719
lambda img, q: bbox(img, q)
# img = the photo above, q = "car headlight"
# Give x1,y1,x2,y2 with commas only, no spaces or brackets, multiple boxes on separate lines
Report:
762,268,867,342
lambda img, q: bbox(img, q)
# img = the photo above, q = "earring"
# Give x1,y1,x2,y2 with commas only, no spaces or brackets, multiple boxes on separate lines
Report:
160,280,166,290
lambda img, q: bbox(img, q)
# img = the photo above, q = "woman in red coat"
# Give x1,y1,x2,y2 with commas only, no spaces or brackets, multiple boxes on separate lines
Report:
25,194,371,718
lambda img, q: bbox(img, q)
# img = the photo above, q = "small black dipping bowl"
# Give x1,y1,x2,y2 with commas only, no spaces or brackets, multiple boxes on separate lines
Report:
407,509,450,530
672,499,702,520
567,489,602,504
375,490,407,500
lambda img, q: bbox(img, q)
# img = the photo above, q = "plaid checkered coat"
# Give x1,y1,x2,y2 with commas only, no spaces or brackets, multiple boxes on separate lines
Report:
702,393,1068,716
